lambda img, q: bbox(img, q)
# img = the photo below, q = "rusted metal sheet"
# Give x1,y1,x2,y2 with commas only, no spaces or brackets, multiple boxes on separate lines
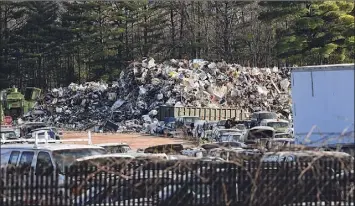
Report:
158,106,249,121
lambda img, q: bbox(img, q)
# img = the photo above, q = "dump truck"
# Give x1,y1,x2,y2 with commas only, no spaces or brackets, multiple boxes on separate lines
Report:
0,87,41,121
291,64,354,147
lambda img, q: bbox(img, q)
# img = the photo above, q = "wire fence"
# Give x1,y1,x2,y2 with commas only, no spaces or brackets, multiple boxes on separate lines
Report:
1,159,354,206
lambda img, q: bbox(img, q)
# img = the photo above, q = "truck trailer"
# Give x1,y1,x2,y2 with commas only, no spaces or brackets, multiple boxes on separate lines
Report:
291,64,354,147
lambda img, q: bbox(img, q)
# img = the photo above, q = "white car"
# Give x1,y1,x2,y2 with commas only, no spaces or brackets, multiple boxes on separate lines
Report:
0,127,19,144
27,127,63,140
212,128,243,141
219,132,245,142
0,143,107,203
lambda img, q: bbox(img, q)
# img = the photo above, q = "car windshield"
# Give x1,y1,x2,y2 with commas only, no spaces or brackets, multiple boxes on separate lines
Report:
53,148,107,173
220,134,242,142
267,122,289,128
274,134,292,139
248,129,274,140
0,131,17,139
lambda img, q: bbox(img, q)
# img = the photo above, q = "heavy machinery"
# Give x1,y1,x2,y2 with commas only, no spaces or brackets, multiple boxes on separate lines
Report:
0,87,41,122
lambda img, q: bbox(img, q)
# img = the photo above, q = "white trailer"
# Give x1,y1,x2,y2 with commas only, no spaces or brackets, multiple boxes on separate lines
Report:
291,64,354,147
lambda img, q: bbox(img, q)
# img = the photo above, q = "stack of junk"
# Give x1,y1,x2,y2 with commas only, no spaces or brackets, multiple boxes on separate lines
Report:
23,58,292,132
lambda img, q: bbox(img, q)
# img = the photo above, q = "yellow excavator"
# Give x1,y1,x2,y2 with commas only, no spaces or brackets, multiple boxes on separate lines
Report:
1,86,41,124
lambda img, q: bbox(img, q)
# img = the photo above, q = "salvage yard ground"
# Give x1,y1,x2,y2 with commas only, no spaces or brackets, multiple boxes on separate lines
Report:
63,131,194,149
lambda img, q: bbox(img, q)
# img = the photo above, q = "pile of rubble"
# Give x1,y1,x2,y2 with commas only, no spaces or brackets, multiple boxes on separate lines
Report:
26,58,291,131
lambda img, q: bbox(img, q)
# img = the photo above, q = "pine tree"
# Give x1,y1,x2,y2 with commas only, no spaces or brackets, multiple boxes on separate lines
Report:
259,1,354,65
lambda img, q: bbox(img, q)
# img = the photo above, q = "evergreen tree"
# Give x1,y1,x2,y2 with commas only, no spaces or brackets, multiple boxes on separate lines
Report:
259,1,354,65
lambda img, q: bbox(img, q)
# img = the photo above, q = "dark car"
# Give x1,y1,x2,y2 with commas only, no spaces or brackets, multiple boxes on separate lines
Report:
144,144,184,154
96,143,132,154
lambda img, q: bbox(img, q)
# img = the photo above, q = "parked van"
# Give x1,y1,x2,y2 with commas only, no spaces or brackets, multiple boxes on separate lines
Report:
0,135,106,204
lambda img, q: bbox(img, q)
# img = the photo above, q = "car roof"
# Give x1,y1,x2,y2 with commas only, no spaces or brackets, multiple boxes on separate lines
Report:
249,126,275,131
32,127,56,132
95,143,129,147
31,130,51,134
0,143,104,151
210,147,244,152
221,132,243,136
261,119,289,123
263,151,352,158
76,154,135,161
127,152,168,158
0,128,15,132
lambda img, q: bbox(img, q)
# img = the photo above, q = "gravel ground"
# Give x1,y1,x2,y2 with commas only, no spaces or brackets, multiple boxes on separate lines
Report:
63,131,195,150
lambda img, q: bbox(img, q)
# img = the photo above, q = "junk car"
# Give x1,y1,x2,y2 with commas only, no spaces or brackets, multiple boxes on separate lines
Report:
0,127,19,144
144,144,184,155
212,128,243,142
95,143,132,154
244,126,275,148
259,119,290,133
26,127,63,140
250,111,278,127
19,122,47,137
259,151,354,203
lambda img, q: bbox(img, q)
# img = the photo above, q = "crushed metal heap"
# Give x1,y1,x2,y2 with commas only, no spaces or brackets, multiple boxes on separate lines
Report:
27,58,291,130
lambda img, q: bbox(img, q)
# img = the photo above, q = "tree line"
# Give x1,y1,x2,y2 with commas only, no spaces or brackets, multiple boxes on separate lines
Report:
0,1,354,90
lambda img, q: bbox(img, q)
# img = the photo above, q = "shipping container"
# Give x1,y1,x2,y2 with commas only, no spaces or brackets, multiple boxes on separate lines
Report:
158,106,249,121
291,64,354,147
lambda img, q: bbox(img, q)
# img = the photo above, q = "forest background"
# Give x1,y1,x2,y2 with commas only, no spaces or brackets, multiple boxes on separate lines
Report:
0,1,354,90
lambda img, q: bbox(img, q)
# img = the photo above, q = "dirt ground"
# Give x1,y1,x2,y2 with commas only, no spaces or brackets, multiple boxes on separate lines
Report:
63,131,194,150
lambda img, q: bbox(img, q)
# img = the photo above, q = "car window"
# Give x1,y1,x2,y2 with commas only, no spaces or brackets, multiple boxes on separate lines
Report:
18,151,35,173
36,152,54,175
1,131,17,139
262,154,279,162
8,151,20,166
267,122,289,128
53,148,107,173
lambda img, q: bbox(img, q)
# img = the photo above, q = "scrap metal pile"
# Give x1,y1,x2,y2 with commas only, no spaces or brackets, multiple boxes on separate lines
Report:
25,58,291,130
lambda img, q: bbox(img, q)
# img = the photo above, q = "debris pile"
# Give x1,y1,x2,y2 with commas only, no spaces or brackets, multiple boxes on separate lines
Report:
26,58,291,130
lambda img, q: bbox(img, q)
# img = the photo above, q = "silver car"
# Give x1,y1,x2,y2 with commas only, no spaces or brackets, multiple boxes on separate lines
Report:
0,143,106,204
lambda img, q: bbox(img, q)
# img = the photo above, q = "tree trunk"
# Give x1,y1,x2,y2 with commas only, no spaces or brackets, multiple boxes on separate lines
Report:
170,6,175,57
